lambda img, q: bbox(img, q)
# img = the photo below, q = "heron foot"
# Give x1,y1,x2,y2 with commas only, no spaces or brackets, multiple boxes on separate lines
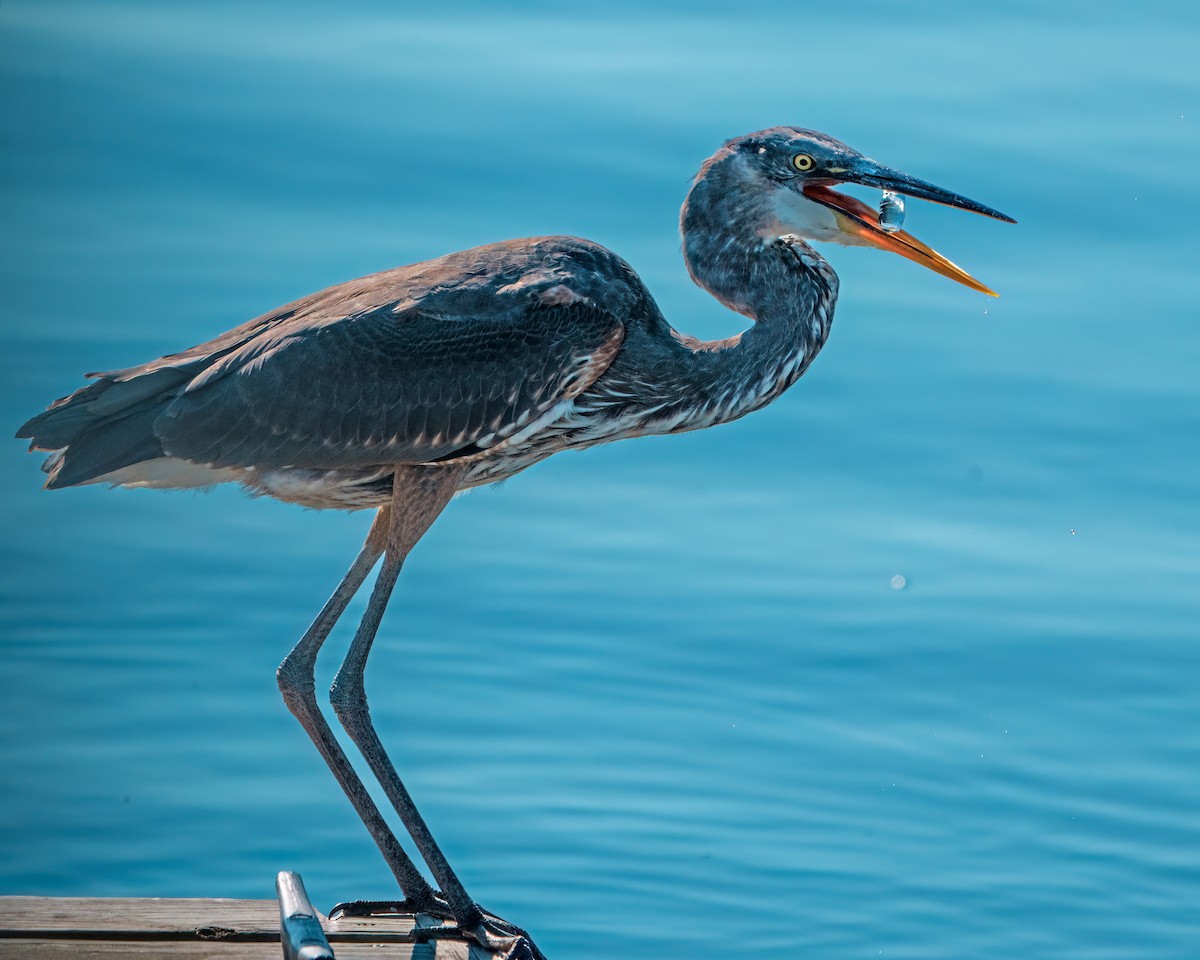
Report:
468,908,547,960
327,899,546,960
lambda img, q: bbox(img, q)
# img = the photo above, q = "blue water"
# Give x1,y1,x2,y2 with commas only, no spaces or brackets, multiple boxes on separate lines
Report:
2,2,1197,957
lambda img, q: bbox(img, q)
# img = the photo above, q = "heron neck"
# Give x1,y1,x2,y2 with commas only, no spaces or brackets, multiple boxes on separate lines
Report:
669,172,839,429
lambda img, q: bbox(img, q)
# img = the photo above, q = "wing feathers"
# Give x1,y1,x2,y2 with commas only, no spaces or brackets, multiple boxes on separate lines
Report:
156,301,624,470
20,238,643,487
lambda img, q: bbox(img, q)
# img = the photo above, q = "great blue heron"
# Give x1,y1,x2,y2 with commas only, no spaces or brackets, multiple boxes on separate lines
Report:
17,127,1012,959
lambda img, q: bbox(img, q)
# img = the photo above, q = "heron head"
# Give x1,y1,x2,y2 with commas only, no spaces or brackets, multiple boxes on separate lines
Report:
718,127,1015,296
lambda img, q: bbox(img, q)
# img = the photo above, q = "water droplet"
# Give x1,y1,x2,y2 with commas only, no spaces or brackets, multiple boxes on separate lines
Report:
878,190,905,233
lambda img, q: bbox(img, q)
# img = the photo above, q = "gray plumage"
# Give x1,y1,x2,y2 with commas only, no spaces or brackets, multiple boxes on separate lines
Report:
16,127,1011,960
18,131,859,505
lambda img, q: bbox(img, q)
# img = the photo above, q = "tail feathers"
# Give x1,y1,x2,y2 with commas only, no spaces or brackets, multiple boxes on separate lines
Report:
17,379,117,448
18,368,189,450
18,367,195,488
41,403,168,489
19,370,192,489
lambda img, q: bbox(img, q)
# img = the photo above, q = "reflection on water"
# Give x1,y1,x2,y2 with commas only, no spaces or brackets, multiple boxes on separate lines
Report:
2,2,1198,958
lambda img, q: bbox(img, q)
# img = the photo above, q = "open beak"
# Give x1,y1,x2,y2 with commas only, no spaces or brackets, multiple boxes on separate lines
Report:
802,158,1015,297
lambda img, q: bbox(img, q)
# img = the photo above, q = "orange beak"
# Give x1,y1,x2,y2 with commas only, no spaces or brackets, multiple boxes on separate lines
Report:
802,178,1013,297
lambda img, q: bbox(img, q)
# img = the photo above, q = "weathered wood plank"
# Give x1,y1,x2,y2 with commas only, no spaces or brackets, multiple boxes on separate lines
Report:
0,941,286,958
0,940,432,958
0,897,473,959
0,898,285,936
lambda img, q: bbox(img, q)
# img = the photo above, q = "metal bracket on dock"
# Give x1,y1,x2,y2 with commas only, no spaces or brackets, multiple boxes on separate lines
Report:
276,871,335,960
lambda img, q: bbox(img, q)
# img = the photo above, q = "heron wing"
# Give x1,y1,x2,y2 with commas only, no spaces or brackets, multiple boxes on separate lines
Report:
153,298,625,470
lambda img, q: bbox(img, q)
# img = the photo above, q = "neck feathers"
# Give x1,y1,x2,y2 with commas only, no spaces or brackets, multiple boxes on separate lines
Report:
663,153,839,429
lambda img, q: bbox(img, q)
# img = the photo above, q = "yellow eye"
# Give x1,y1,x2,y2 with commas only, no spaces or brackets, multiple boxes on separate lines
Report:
792,153,815,172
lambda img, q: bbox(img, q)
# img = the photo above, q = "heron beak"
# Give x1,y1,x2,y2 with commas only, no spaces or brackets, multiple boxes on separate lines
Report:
801,160,1014,297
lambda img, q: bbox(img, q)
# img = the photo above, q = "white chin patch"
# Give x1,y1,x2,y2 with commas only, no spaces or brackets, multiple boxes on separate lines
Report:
767,186,869,247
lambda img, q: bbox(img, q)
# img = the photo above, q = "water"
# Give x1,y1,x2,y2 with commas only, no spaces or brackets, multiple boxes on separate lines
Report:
878,191,905,234
2,2,1197,957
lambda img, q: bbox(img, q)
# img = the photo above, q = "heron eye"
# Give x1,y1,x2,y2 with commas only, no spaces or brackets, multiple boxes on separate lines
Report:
791,153,815,172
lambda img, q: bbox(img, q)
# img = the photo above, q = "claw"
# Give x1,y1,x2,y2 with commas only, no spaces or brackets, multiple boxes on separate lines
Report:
473,934,542,960
469,908,547,960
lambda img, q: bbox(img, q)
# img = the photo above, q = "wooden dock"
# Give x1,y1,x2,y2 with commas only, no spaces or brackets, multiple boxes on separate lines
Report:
0,884,481,958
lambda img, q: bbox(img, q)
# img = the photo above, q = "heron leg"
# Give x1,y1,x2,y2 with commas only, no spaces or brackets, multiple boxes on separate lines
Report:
329,467,544,958
276,505,440,912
